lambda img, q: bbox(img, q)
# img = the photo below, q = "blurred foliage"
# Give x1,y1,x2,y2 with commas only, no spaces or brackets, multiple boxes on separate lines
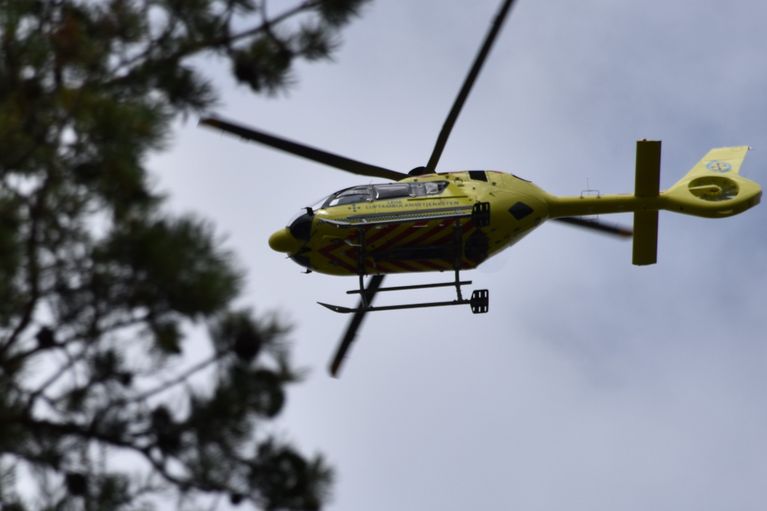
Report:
0,0,369,509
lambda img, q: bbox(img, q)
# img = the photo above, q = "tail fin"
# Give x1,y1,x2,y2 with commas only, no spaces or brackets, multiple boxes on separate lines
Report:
662,146,761,218
633,140,661,265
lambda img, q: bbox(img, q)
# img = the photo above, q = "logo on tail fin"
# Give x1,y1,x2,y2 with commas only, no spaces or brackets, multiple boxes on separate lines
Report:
706,160,732,173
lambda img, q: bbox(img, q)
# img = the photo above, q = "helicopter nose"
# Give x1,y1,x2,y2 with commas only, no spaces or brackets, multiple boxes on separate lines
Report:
269,228,303,253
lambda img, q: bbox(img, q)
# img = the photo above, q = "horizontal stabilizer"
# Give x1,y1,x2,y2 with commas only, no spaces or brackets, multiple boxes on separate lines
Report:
632,140,662,265
632,211,658,265
635,140,662,198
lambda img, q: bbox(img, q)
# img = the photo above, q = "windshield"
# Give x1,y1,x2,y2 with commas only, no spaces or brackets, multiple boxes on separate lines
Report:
321,181,448,208
324,186,372,207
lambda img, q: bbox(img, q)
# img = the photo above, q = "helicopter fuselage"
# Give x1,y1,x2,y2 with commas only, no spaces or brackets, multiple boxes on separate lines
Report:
269,170,549,276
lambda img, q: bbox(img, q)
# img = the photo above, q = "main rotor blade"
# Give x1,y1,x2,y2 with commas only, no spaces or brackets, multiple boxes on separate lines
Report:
425,0,516,172
329,275,385,378
553,217,633,238
200,116,407,181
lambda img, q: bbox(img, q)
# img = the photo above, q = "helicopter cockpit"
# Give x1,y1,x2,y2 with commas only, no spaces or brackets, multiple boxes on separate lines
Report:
282,181,450,247
319,181,448,209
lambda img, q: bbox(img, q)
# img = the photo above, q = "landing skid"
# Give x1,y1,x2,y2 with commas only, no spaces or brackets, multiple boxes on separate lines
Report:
318,277,489,314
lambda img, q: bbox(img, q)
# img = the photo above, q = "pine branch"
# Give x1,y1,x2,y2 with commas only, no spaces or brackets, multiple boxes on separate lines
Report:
119,351,226,406
105,0,321,89
1,177,51,355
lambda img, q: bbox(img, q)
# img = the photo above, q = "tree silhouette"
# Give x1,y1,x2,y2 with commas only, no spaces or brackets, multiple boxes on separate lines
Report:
0,1,369,509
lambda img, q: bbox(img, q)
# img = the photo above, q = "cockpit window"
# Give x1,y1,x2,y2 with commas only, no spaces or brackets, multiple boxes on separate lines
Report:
322,181,448,208
325,186,372,207
411,181,448,196
374,183,411,200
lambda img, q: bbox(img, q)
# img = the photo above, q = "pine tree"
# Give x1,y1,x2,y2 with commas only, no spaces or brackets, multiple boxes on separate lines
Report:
0,1,369,508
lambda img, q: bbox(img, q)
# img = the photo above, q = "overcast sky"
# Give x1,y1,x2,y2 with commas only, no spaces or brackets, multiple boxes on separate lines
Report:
152,1,767,509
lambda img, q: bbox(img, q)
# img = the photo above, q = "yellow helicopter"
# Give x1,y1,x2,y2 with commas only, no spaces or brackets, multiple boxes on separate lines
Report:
201,0,761,377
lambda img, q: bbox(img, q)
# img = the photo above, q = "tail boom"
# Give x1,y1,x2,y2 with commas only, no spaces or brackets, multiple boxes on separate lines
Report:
544,141,761,264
